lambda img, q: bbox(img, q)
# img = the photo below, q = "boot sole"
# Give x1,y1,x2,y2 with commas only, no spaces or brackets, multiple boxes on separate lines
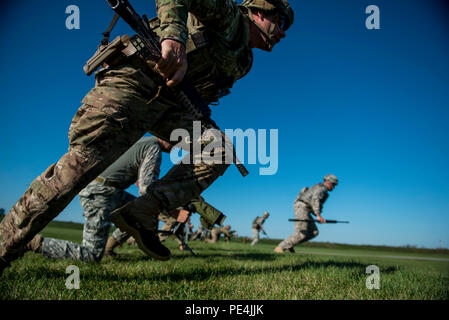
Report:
111,212,170,261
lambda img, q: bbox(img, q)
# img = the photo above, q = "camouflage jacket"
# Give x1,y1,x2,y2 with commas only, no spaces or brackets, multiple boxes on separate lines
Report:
295,183,329,216
154,0,253,104
212,226,233,238
252,216,265,230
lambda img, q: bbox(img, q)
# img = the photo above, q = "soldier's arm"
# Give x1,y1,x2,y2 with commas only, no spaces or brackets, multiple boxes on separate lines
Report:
156,0,242,45
155,0,241,86
311,189,327,216
137,145,162,196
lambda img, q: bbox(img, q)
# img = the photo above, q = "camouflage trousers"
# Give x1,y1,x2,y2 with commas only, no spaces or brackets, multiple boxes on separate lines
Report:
42,182,144,262
190,227,208,241
250,227,260,246
0,64,229,265
158,212,182,245
205,230,228,243
204,230,220,243
278,202,319,250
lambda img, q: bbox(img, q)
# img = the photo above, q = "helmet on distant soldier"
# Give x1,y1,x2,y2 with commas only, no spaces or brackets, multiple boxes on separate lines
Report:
241,0,294,31
324,174,338,185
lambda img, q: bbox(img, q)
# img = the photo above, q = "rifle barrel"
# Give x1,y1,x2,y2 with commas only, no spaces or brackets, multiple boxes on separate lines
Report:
288,219,349,224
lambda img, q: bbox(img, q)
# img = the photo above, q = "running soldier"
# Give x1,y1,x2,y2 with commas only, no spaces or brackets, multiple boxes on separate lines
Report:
190,224,210,241
205,225,236,243
0,0,294,275
274,174,339,253
251,211,269,246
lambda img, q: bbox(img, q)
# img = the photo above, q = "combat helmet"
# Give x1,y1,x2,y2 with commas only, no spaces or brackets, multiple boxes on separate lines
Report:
241,0,294,31
324,174,339,185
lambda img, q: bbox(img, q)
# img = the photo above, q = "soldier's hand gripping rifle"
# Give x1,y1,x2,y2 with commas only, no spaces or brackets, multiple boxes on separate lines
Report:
288,219,350,224
105,0,249,177
158,222,196,256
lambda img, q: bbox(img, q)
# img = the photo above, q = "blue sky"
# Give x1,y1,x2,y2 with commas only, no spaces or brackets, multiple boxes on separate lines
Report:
0,0,448,249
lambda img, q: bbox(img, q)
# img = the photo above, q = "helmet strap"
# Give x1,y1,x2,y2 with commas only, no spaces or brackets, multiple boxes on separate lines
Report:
246,8,276,47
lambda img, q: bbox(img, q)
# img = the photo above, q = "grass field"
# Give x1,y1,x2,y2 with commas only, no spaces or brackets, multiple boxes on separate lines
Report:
1,220,448,300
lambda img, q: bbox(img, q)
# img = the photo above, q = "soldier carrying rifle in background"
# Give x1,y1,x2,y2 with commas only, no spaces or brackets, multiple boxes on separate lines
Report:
274,174,339,253
251,211,269,246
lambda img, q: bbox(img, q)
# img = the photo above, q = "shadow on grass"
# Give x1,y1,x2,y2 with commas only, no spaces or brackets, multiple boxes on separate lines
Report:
4,258,401,284
172,252,278,262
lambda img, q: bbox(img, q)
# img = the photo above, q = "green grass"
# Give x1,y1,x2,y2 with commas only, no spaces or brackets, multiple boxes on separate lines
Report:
1,221,448,300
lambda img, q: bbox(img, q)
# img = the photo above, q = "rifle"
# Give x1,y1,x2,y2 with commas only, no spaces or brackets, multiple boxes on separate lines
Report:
288,219,349,224
105,0,249,177
158,222,196,256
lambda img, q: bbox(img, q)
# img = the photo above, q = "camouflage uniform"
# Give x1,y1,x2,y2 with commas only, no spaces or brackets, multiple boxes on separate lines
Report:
205,226,234,243
190,224,209,241
251,216,266,246
278,183,329,250
158,211,181,243
0,0,253,268
40,137,161,262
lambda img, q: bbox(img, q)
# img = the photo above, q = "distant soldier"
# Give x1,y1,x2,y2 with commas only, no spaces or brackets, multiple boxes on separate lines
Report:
205,225,235,243
157,211,190,251
190,224,210,241
274,174,339,253
25,137,175,262
251,211,269,246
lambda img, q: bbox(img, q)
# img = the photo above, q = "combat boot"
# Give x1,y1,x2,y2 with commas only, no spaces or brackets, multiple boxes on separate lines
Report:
104,236,120,257
25,234,43,253
111,207,171,261
274,246,284,253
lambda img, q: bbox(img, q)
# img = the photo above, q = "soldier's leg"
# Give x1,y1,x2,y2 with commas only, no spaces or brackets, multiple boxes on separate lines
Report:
302,213,319,241
250,228,259,246
205,231,219,243
111,109,231,258
41,184,125,262
0,66,164,269
277,203,313,250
